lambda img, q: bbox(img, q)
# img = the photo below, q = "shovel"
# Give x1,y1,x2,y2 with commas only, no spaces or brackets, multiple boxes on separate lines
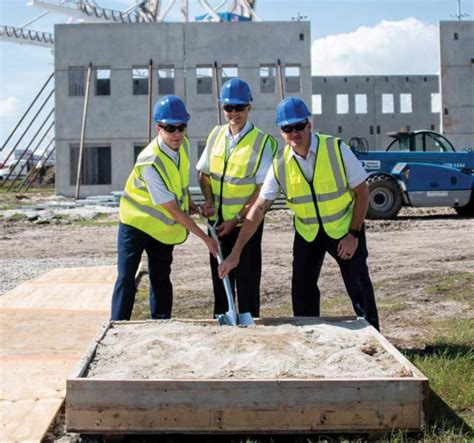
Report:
206,218,255,327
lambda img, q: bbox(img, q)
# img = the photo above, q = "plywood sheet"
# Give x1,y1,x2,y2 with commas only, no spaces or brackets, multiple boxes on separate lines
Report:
0,266,115,311
0,266,115,443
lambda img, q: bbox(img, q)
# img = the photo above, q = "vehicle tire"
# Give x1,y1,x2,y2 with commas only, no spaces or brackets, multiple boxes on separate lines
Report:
454,192,474,217
367,175,403,219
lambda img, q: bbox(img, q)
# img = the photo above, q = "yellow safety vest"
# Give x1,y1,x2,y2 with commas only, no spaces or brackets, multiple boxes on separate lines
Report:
208,124,276,221
119,137,190,245
274,134,354,242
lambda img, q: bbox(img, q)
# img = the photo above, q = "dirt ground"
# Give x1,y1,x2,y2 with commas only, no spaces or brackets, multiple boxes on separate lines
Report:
1,205,473,350
1,203,473,441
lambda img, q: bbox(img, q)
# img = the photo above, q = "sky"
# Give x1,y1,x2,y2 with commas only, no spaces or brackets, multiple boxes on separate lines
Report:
0,0,473,157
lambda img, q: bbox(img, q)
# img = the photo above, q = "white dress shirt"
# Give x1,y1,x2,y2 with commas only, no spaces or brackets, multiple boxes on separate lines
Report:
141,137,181,205
260,133,368,201
196,121,274,185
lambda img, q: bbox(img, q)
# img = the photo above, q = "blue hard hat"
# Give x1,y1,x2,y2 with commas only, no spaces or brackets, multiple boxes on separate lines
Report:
219,78,253,105
275,97,311,126
153,95,190,124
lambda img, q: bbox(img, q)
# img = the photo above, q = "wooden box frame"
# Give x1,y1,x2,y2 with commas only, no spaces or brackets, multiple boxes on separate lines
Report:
66,317,428,434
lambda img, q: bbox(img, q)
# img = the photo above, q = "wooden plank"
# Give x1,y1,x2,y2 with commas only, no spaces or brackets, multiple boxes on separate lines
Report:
0,267,116,311
0,266,116,442
67,379,424,433
1,359,77,442
0,310,109,357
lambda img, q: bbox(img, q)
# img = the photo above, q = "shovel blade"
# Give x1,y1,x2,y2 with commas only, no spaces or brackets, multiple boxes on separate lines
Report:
217,312,238,326
238,312,255,326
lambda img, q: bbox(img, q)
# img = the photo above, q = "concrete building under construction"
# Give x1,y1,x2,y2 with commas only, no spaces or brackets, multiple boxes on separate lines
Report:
1,2,472,197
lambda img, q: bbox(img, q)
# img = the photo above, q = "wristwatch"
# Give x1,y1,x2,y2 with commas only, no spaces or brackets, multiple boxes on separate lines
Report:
348,228,360,238
235,213,244,223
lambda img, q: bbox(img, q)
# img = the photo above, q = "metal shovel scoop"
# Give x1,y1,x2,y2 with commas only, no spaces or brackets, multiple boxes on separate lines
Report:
207,219,255,327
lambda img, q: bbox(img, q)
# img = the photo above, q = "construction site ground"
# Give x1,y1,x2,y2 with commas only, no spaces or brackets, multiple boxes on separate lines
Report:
0,193,473,441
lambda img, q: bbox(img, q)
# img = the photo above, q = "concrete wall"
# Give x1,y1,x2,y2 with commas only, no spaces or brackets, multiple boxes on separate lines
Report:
54,21,311,197
311,75,440,150
440,20,474,149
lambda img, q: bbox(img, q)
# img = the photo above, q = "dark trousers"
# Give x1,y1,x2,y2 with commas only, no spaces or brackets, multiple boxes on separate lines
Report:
292,226,380,330
210,222,264,318
111,222,174,321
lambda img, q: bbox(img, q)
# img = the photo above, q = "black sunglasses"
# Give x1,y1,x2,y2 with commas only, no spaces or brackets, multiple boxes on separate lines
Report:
281,121,308,134
158,124,187,133
223,104,248,113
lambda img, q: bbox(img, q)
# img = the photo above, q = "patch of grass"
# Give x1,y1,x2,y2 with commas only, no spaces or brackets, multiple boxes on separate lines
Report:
427,272,474,307
260,302,293,318
378,295,408,316
130,289,149,321
75,218,119,227
320,295,354,317
403,318,474,435
4,212,26,222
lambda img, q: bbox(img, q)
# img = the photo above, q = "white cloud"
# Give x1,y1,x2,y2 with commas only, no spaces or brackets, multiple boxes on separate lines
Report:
0,97,19,118
311,18,439,75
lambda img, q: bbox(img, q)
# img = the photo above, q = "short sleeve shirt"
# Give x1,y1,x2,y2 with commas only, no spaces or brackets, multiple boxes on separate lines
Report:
260,133,368,201
141,137,180,205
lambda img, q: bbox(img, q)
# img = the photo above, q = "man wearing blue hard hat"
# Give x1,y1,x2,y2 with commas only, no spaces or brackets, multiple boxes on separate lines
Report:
219,96,379,330
196,78,277,319
111,95,217,321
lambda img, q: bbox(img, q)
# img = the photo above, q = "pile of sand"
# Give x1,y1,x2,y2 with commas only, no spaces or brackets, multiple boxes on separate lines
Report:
86,319,412,380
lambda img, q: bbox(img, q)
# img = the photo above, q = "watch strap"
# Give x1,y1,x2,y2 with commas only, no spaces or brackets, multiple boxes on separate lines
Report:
348,228,360,238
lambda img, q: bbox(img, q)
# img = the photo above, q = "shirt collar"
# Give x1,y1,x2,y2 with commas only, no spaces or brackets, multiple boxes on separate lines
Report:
225,121,252,142
287,132,318,160
157,135,180,159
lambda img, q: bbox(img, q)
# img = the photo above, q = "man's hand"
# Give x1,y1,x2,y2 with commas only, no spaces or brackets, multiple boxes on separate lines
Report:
337,233,358,260
189,200,199,216
200,200,215,218
216,219,238,237
205,236,218,258
218,250,240,278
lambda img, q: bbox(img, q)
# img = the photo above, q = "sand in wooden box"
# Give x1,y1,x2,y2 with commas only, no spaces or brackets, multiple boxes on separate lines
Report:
67,318,428,434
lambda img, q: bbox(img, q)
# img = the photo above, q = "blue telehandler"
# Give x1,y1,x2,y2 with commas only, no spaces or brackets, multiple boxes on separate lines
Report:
350,130,474,219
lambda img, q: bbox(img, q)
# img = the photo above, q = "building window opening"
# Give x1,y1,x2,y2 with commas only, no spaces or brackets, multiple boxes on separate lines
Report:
132,67,148,95
158,66,175,95
260,65,276,93
95,68,111,96
70,145,111,185
69,67,85,96
336,94,349,114
285,65,301,93
355,94,367,114
196,66,213,94
221,65,238,83
431,93,441,113
312,94,322,115
134,143,146,162
400,93,412,113
382,94,394,114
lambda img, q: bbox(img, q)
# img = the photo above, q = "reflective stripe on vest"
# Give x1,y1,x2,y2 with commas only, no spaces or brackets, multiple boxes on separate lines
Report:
275,134,354,241
122,192,176,226
119,137,190,245
209,125,267,221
